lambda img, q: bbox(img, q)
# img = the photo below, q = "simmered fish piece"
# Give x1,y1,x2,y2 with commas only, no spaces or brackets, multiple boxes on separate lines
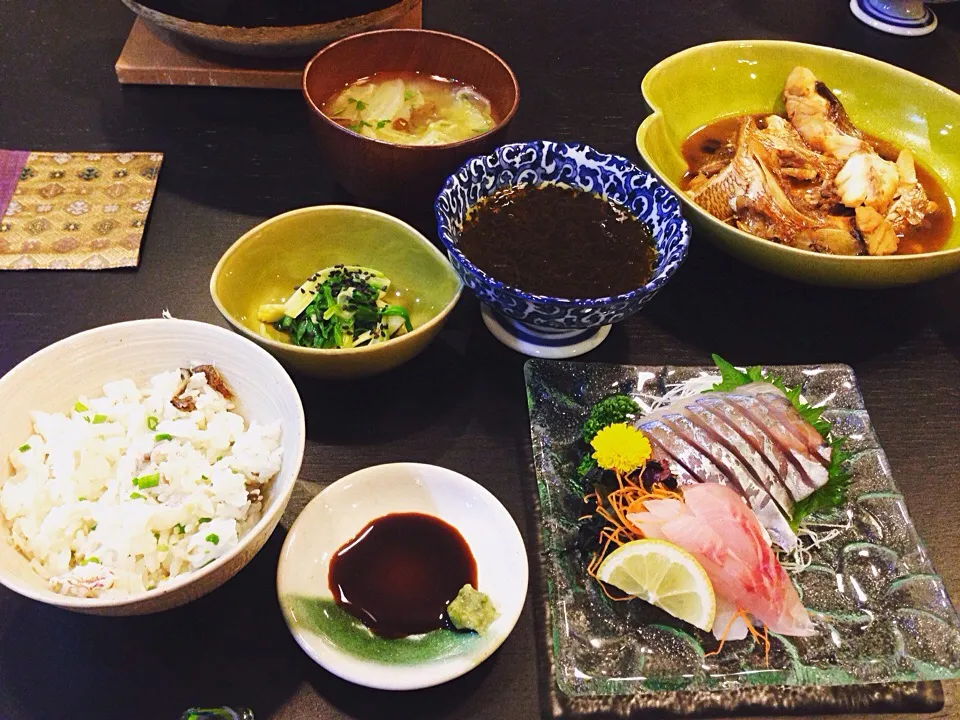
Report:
835,151,899,211
887,148,938,234
850,148,936,256
755,115,838,184
856,206,898,256
781,66,939,256
686,67,942,257
792,226,865,255
686,124,758,223
783,66,866,159
688,117,865,254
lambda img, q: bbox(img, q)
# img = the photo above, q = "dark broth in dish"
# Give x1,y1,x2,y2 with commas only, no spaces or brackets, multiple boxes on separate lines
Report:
456,184,656,298
681,113,952,255
328,512,477,639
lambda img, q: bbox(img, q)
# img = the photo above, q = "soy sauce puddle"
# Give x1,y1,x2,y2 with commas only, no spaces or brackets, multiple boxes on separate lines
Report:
328,512,477,639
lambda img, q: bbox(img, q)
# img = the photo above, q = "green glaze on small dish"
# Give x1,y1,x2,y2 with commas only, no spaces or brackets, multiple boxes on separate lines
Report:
283,595,477,664
210,205,462,378
276,463,528,691
636,40,960,288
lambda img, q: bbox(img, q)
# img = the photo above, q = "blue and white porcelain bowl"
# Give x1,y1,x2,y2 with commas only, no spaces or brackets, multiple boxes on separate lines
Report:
434,141,691,358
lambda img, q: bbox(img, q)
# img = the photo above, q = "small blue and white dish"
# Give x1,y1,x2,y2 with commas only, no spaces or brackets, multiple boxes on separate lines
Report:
850,0,939,36
434,141,691,358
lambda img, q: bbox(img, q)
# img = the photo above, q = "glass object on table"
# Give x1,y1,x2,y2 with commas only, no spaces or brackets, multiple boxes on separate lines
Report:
180,709,254,720
525,360,960,698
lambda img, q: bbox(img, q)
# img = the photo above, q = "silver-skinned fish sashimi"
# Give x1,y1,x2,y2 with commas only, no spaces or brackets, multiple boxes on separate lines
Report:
635,382,831,550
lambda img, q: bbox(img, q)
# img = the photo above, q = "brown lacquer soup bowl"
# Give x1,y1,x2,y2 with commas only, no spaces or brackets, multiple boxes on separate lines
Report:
303,29,519,206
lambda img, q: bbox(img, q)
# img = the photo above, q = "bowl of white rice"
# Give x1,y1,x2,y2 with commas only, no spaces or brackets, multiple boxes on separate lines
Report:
0,318,305,615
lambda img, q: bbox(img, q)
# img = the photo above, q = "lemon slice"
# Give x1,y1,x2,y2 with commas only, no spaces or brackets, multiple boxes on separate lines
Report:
595,538,716,632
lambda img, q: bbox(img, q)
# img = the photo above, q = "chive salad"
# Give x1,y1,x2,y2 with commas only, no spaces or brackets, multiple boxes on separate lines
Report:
258,265,413,350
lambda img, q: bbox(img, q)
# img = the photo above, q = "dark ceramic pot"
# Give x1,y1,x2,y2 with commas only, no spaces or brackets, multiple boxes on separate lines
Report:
120,0,422,58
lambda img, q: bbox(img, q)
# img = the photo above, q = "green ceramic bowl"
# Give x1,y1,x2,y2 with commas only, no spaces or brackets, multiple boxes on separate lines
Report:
211,206,462,379
636,40,960,288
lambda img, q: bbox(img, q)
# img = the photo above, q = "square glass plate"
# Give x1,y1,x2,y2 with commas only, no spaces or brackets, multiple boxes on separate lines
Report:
525,360,960,699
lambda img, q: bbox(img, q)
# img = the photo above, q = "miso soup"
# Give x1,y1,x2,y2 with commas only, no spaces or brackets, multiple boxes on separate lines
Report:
322,71,496,146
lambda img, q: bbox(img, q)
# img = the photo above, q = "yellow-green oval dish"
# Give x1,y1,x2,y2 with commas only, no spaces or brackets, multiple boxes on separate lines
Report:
211,206,462,379
637,40,960,288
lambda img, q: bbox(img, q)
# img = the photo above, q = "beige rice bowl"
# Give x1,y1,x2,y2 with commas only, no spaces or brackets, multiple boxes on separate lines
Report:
0,318,305,615
1,366,282,598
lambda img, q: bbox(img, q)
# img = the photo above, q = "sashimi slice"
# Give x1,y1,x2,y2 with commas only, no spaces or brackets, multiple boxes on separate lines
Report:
703,398,818,502
659,415,797,552
713,597,751,641
752,392,831,464
629,483,815,638
732,382,830,462
645,436,699,487
639,420,729,486
726,395,829,492
682,403,795,518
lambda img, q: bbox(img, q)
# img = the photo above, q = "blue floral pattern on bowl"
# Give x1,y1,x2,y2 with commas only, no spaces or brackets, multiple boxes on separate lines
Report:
434,141,691,331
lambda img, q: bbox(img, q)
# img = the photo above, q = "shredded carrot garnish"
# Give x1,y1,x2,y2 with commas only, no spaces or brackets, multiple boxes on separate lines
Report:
703,609,771,666
583,466,772,663
584,470,681,584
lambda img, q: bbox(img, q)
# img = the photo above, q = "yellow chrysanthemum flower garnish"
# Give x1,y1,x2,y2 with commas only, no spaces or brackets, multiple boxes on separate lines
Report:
590,423,652,472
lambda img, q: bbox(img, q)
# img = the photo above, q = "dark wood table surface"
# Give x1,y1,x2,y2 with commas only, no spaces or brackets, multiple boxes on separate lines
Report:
2,1,960,718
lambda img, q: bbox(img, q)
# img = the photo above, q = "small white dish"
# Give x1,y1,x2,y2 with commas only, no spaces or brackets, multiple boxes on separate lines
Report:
277,462,528,690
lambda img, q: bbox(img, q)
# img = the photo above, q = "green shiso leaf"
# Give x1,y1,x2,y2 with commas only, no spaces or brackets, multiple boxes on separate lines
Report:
708,354,849,526
790,437,850,529
709,353,750,391
576,453,598,481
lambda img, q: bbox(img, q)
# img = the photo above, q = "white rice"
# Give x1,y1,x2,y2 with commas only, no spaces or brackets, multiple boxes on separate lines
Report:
0,366,282,598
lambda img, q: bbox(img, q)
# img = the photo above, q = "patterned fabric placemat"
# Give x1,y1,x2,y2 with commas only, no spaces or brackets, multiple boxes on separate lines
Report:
0,150,163,270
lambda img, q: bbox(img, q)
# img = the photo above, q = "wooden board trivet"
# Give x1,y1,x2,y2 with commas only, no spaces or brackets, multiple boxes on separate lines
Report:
115,6,423,90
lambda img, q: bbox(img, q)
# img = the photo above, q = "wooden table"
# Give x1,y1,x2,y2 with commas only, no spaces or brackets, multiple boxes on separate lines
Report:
1,1,959,718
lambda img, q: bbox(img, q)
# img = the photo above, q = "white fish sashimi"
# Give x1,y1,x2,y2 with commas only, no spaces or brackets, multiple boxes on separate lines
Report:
629,483,815,639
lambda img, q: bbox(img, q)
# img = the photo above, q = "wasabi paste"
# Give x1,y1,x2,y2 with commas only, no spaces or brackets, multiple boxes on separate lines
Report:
447,584,498,634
